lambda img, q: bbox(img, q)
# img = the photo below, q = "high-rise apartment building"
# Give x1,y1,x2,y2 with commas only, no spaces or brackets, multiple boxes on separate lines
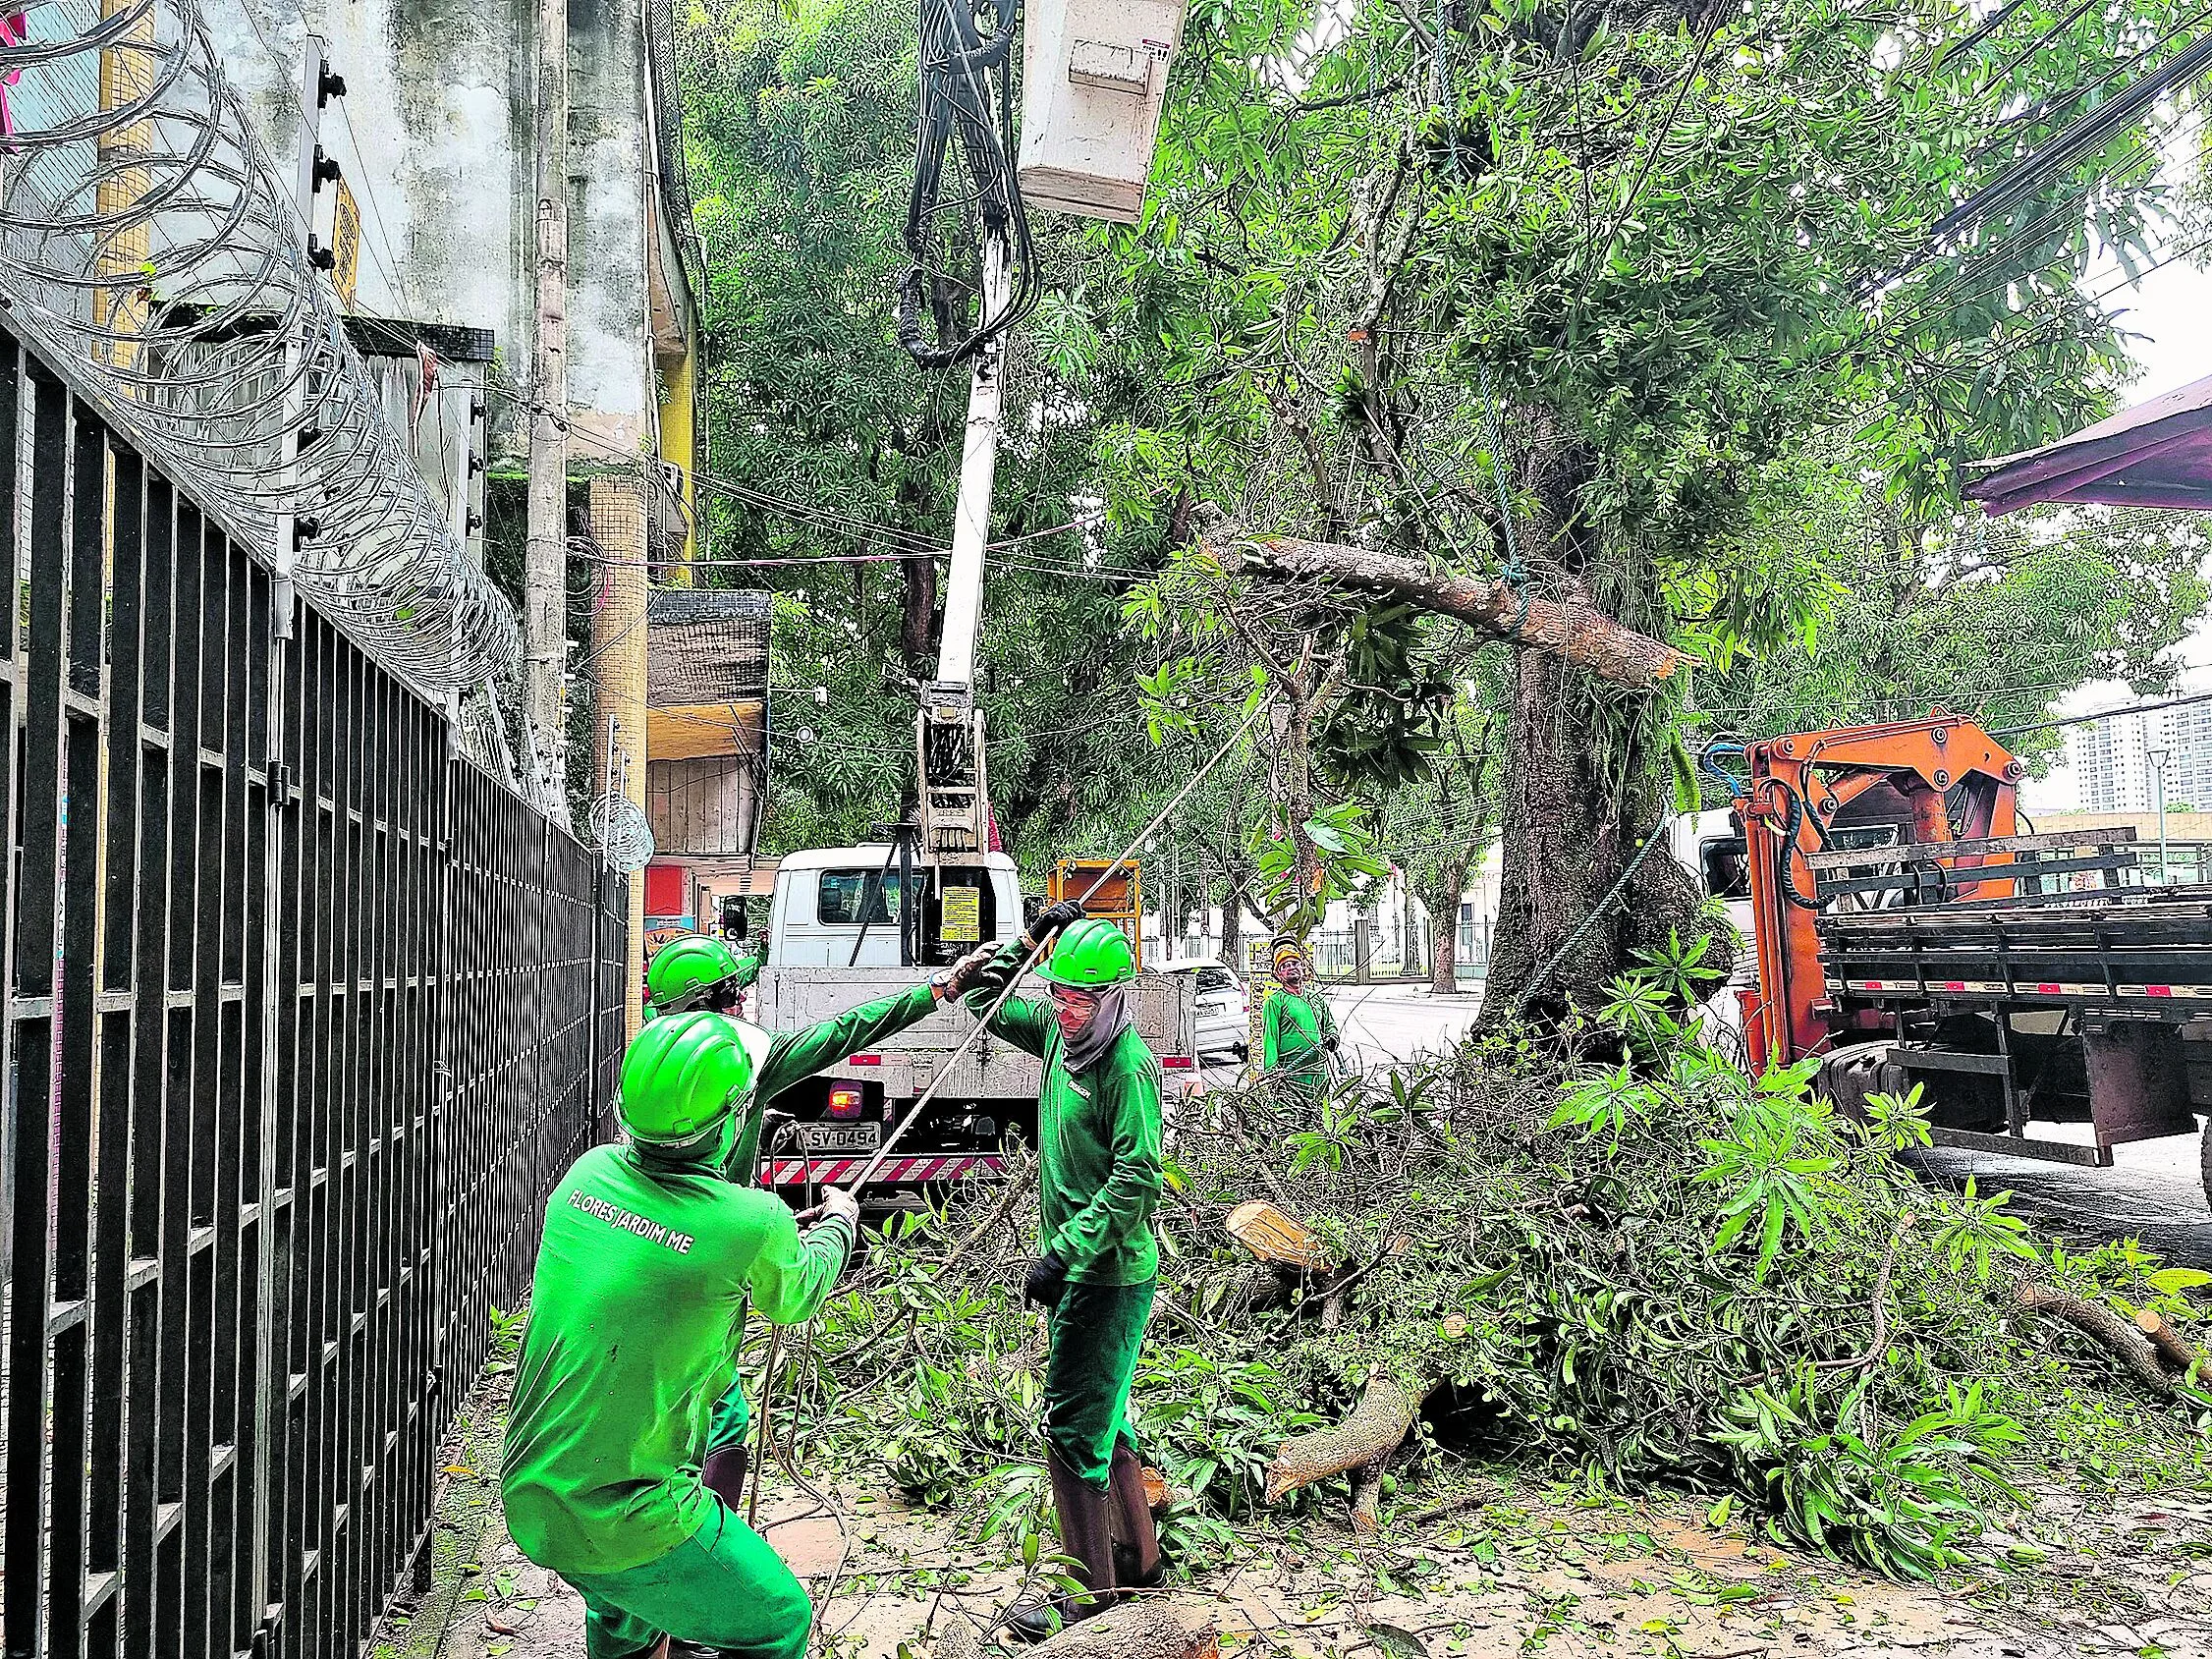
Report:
2063,701,2212,809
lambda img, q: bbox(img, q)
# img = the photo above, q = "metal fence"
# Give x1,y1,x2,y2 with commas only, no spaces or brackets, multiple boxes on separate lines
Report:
0,325,627,1659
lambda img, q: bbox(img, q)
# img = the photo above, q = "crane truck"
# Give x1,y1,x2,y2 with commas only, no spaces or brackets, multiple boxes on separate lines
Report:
1723,715,2212,1204
738,0,1197,1207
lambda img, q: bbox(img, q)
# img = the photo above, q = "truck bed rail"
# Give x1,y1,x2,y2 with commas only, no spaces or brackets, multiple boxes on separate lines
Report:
1813,831,2212,1005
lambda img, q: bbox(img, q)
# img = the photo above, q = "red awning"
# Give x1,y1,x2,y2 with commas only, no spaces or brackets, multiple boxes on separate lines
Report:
1967,374,2212,515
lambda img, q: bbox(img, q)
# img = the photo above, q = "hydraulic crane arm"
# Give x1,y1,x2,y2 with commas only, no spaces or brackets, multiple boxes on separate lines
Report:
1736,717,2024,1071
914,236,1008,858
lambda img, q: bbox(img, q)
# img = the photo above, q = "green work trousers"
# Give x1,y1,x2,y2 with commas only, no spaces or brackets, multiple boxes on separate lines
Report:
1043,1277,1156,1488
563,1499,810,1659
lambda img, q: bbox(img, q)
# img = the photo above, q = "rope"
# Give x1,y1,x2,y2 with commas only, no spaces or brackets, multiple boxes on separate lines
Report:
743,695,1272,1648
1477,365,1532,640
843,694,1271,1191
1515,815,1674,1009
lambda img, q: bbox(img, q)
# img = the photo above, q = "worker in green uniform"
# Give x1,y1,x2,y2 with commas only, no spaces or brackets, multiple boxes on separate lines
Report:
1261,936,1339,1094
643,929,997,1508
963,913,1166,1641
502,1014,857,1659
645,932,760,1021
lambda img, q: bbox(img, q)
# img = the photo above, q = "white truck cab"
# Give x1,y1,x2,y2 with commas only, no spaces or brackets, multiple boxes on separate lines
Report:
747,845,1197,1207
765,847,1023,968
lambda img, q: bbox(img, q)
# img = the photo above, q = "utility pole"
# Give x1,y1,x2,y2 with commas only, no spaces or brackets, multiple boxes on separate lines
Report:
525,0,570,804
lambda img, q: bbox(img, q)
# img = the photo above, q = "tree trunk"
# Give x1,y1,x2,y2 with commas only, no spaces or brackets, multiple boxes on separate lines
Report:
1403,884,1422,978
1428,890,1459,994
1478,646,1709,1024
901,549,937,681
1221,873,1244,967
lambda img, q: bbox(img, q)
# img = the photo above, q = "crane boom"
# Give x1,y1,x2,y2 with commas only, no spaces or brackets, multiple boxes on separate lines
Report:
915,235,1007,857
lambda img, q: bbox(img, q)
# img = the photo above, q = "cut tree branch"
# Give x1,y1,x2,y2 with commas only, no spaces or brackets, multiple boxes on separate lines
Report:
2017,1283,2172,1397
1265,1375,1438,1502
1211,532,1691,688
2135,1307,2202,1377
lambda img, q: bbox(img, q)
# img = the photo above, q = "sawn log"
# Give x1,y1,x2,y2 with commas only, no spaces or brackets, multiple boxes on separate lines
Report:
1210,533,1690,689
2134,1306,2202,1377
1265,1375,1436,1502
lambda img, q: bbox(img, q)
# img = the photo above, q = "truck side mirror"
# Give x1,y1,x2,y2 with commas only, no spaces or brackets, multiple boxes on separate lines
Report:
719,894,747,940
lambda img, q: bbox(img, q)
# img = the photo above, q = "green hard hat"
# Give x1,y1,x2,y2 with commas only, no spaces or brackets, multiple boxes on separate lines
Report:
1036,916,1136,988
646,933,746,1017
618,1011,757,1146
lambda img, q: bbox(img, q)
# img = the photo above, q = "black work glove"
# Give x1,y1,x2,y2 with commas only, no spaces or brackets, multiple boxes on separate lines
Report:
1023,1251,1069,1308
1027,899,1088,945
935,942,1001,999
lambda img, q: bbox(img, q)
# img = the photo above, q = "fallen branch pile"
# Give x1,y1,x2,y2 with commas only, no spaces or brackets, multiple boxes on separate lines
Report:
791,994,2212,1585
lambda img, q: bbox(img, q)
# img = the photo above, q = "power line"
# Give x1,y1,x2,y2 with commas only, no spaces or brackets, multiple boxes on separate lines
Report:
1996,689,2212,738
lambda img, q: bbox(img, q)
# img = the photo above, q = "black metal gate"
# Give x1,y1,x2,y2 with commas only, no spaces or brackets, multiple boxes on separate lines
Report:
0,331,627,1658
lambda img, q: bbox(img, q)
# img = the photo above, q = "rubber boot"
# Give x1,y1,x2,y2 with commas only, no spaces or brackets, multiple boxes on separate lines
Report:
699,1445,749,1510
1004,1451,1117,1644
1106,1443,1166,1594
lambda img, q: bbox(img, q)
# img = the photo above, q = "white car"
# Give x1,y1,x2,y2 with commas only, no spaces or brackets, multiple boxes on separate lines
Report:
1158,955,1248,1059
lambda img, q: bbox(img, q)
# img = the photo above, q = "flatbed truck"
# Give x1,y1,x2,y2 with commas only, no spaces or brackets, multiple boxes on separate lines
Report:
1734,716,2212,1202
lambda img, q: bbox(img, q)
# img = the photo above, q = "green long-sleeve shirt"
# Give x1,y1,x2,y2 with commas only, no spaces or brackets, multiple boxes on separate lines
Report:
969,992,1163,1286
502,1146,855,1575
726,981,944,1179
1262,984,1337,1078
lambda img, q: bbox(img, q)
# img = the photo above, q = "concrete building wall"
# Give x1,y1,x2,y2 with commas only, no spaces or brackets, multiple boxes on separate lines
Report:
204,0,667,471
568,0,655,461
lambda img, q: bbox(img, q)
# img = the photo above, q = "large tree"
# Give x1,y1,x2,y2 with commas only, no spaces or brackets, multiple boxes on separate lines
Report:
1094,0,2208,1022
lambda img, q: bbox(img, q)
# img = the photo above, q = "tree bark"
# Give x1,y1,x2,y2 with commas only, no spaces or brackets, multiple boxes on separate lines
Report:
1029,1601,1220,1659
1478,644,1708,1023
2135,1306,2202,1376
1212,533,1690,688
901,549,938,682
2018,1283,2173,1397
1265,1376,1435,1502
1427,881,1462,994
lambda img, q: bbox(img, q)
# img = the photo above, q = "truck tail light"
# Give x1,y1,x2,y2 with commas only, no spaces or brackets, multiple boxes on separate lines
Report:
1162,1055,1194,1071
849,1053,882,1067
828,1085,864,1121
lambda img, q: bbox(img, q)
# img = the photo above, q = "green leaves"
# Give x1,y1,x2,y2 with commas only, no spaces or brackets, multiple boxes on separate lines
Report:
1715,1370,2024,1580
1548,1062,1655,1152
1696,1093,1840,1280
1927,1177,2041,1284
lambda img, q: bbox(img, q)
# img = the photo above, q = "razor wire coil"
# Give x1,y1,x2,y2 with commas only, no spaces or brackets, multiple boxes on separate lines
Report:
586,791,655,871
0,0,519,692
